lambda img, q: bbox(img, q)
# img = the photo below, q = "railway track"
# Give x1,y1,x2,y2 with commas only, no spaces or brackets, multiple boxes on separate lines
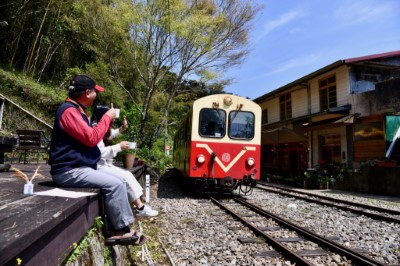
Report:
256,182,400,224
210,196,385,266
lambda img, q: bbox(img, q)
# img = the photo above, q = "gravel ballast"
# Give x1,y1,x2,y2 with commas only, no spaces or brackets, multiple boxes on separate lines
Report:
148,175,400,265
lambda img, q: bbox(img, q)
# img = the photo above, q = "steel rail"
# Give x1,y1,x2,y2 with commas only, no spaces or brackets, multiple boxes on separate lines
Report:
235,197,385,266
256,184,400,224
209,196,313,266
259,182,400,216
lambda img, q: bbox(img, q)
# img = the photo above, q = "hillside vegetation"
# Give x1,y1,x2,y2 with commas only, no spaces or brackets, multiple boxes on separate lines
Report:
0,68,63,137
0,0,261,168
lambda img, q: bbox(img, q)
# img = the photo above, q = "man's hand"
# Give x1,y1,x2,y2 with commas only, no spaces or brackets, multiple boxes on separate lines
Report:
106,108,117,119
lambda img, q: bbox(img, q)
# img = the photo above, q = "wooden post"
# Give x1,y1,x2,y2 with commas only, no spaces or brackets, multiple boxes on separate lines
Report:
145,174,150,203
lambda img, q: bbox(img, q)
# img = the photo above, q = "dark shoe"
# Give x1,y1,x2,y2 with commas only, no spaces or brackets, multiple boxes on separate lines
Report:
105,230,138,246
103,225,129,238
105,230,147,246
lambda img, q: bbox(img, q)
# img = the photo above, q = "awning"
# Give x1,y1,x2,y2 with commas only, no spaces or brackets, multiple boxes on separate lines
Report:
328,104,351,114
334,114,355,124
302,105,352,130
303,114,355,131
309,104,352,123
262,126,307,144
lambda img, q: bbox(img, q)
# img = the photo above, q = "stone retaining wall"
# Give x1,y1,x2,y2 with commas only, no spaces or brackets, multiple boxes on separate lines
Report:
334,166,400,196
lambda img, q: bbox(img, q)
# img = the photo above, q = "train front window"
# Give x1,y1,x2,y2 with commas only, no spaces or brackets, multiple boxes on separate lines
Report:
228,111,255,139
199,108,226,138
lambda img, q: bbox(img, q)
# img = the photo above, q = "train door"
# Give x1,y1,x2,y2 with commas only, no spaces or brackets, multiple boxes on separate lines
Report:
184,115,192,175
319,134,341,163
289,151,298,177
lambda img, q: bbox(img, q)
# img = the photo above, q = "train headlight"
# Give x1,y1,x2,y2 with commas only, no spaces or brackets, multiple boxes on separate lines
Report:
246,157,255,166
223,96,233,106
197,154,206,164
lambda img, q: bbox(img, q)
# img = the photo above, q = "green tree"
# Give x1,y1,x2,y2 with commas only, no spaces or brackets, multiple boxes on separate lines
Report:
0,0,262,157
109,0,261,148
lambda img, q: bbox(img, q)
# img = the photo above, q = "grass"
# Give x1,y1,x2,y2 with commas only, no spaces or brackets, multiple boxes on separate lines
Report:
63,215,173,265
130,215,172,265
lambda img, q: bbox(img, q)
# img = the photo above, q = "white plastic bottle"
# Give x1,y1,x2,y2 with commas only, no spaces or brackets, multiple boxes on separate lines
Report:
23,181,34,195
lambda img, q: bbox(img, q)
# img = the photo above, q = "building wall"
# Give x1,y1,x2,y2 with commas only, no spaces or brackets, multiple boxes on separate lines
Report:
292,88,308,117
260,87,309,125
351,91,376,116
265,97,280,124
258,64,350,124
337,66,351,106
349,58,400,94
375,77,400,112
259,65,352,169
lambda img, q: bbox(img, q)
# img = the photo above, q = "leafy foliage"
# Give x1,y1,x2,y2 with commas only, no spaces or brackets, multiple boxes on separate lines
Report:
0,0,261,170
0,68,63,137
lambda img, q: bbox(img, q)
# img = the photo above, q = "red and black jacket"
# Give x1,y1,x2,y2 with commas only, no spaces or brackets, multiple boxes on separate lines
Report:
49,99,112,175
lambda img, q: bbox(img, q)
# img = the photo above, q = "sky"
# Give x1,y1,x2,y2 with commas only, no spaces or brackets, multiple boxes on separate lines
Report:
223,0,400,100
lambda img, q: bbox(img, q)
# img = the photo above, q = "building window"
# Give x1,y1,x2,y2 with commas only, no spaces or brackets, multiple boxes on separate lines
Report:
280,94,292,120
319,75,337,111
262,109,268,124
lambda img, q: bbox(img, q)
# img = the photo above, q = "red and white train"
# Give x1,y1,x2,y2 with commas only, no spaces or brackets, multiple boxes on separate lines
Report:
173,94,261,194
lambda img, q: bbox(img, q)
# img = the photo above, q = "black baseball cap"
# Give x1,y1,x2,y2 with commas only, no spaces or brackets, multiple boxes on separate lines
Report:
69,75,105,92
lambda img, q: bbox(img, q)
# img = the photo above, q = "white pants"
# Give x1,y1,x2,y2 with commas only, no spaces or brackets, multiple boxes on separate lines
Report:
98,164,143,202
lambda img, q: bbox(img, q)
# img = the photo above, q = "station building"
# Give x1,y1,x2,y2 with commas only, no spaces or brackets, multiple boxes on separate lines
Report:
254,50,400,194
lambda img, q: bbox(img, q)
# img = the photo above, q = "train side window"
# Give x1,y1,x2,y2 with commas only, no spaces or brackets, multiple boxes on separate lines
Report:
199,108,226,138
228,111,255,139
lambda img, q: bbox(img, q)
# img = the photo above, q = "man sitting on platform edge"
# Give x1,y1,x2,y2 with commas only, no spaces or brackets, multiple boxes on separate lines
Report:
48,74,146,246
